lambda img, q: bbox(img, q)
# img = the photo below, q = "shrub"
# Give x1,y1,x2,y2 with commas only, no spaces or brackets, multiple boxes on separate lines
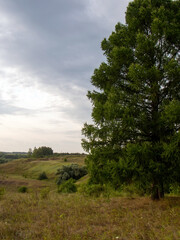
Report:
79,183,104,197
56,164,87,185
64,158,67,162
58,179,77,193
18,186,28,193
38,172,48,180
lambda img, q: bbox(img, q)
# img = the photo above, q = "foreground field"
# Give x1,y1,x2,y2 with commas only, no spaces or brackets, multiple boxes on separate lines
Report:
0,191,180,240
0,156,180,240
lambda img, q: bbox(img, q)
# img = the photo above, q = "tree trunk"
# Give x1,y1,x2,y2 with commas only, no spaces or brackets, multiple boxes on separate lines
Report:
151,180,164,200
151,182,160,200
159,182,164,198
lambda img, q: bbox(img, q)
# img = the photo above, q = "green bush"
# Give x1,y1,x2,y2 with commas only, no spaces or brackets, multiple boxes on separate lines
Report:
18,186,28,193
56,164,87,185
58,179,77,193
79,183,104,197
38,172,48,180
64,158,67,162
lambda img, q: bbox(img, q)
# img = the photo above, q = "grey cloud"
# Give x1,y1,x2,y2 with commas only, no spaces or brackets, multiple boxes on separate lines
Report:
0,0,121,84
0,0,130,121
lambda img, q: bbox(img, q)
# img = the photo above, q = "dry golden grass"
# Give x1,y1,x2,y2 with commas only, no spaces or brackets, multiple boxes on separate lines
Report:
0,156,180,239
0,190,180,240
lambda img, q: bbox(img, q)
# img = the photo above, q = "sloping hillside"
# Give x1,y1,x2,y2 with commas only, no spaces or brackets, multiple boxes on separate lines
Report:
0,154,86,190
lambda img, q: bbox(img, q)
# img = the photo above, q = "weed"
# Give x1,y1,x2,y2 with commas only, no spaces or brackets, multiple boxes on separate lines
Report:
40,187,50,199
18,186,28,193
0,187,5,198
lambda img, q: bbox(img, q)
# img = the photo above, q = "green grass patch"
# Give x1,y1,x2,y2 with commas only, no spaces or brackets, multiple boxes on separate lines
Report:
0,155,86,180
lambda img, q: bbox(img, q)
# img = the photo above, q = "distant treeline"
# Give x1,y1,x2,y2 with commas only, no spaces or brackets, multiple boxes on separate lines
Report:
0,152,28,164
0,150,86,164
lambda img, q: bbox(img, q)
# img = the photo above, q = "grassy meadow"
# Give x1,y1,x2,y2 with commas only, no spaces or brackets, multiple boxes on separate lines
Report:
0,155,180,240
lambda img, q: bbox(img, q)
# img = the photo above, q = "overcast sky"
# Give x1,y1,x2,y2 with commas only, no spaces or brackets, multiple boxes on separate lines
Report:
0,0,130,153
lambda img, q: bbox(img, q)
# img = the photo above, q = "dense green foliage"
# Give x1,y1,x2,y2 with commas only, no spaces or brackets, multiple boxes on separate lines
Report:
82,0,180,199
32,146,53,158
56,164,87,185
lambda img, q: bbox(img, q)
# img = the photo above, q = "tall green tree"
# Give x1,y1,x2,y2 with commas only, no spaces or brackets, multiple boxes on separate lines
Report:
82,0,180,199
